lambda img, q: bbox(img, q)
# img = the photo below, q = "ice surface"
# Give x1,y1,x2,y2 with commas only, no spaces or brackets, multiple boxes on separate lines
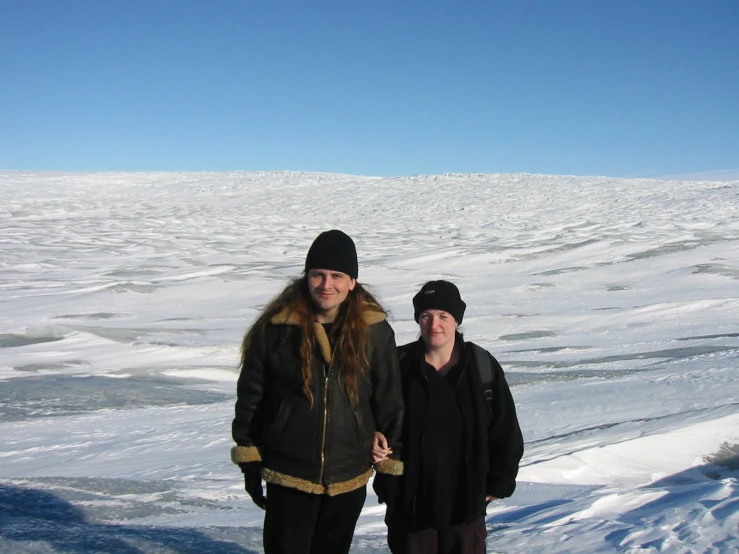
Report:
1,170,738,553
0,375,227,422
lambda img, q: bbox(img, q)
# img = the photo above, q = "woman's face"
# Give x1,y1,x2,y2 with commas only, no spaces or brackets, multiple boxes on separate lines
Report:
418,309,458,349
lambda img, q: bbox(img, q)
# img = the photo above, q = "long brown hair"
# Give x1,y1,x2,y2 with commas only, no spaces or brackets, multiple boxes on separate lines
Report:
240,275,386,407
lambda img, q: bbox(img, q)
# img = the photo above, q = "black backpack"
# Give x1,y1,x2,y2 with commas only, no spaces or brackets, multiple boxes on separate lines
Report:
469,342,495,405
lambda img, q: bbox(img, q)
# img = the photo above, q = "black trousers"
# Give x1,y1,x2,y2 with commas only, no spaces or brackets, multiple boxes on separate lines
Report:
387,514,487,554
263,483,367,554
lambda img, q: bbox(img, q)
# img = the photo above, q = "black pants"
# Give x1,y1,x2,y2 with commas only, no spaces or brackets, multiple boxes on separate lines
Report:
263,483,367,554
387,514,487,554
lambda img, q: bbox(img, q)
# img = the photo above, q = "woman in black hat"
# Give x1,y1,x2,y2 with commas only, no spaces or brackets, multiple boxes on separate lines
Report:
231,230,404,554
373,280,523,554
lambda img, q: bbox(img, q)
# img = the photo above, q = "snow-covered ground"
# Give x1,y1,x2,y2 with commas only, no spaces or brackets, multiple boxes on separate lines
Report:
1,170,737,553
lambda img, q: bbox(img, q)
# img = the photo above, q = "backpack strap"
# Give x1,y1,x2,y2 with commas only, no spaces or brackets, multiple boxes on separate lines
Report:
470,343,494,403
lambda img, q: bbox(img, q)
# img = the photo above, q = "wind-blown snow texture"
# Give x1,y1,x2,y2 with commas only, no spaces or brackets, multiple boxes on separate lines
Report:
1,171,738,553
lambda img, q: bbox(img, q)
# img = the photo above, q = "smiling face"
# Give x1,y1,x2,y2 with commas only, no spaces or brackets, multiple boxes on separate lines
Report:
308,268,357,322
418,309,458,350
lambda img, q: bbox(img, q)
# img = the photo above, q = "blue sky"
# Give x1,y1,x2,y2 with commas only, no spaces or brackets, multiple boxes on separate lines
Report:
1,1,737,178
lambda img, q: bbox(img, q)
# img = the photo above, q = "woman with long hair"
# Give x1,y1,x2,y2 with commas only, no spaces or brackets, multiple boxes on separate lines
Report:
231,230,403,554
373,280,523,554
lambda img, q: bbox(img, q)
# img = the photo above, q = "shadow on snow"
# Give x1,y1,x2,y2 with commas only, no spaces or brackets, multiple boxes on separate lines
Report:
0,484,259,554
485,444,739,552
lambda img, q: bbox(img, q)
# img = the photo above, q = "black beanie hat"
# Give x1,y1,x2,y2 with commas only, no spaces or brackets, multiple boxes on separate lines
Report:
413,280,466,324
305,230,358,279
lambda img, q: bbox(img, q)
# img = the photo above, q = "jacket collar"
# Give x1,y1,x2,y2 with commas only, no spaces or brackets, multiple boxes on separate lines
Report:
270,302,386,365
410,331,468,374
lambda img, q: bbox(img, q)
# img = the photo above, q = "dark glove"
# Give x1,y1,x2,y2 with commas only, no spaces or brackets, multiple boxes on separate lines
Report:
373,473,400,513
241,462,266,510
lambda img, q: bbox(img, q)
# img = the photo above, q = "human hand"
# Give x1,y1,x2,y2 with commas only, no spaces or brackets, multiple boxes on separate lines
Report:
485,495,499,502
372,431,392,463
242,462,267,510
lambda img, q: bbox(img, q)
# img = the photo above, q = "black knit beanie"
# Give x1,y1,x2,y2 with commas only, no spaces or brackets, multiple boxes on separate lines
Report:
412,280,466,324
304,230,358,279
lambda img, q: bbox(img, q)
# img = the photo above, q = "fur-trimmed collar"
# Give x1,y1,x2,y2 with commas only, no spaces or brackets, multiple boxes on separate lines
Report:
270,302,386,365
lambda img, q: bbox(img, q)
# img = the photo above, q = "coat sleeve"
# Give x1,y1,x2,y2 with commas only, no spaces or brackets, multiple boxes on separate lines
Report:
370,322,405,476
230,330,268,466
486,354,524,498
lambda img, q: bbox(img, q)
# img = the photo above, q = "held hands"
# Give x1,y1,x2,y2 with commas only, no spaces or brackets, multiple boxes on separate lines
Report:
372,431,392,463
241,462,267,510
372,431,401,512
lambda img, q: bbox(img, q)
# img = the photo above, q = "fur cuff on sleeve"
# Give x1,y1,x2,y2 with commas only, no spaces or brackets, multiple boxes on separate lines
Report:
374,458,404,476
230,446,263,464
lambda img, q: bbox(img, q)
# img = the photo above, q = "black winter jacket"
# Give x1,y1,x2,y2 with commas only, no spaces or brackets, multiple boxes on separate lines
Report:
385,335,523,526
231,304,404,495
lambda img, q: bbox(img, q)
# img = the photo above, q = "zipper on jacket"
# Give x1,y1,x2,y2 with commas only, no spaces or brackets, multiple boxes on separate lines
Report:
318,361,332,485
